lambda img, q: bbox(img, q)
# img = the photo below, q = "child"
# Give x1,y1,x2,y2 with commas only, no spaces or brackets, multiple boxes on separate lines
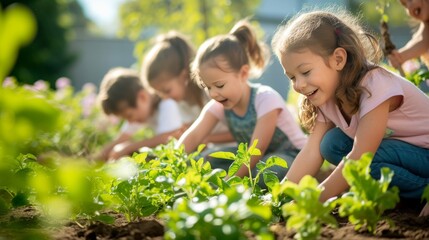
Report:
272,10,429,216
141,31,234,145
388,0,429,69
95,67,185,161
176,19,307,180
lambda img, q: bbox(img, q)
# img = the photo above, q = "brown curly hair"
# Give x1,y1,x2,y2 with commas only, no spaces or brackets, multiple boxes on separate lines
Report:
272,10,382,131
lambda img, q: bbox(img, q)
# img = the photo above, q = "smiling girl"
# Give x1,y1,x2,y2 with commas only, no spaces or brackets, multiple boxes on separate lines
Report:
272,10,429,216
141,31,233,146
177,19,307,181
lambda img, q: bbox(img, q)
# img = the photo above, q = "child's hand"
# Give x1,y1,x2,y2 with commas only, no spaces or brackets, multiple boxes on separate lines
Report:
92,147,112,161
387,50,404,69
93,151,108,162
167,125,188,140
109,142,132,160
419,202,429,217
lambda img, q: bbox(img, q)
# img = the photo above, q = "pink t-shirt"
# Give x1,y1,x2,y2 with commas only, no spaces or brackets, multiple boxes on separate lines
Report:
204,85,307,149
317,67,429,148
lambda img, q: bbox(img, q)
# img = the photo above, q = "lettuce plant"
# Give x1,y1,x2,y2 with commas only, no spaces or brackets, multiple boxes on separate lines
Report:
336,153,399,233
162,185,273,240
279,176,337,240
108,141,226,221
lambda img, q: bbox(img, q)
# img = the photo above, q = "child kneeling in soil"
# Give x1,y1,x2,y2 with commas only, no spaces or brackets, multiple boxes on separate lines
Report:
94,67,185,161
176,19,307,183
272,9,429,217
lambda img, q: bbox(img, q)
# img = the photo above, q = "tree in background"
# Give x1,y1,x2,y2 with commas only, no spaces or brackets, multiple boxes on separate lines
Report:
1,0,90,87
118,0,260,62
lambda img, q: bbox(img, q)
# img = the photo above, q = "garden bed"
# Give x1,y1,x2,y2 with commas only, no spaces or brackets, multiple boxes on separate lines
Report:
1,199,428,240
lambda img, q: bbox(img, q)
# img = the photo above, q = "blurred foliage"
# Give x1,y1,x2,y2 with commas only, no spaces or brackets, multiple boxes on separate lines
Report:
118,0,260,61
0,3,61,165
0,3,61,226
0,3,35,82
0,0,90,87
9,78,119,158
348,0,410,27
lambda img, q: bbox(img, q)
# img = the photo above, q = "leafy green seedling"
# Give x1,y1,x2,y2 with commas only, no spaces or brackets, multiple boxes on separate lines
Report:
280,176,337,240
162,185,273,240
336,153,399,233
209,140,287,193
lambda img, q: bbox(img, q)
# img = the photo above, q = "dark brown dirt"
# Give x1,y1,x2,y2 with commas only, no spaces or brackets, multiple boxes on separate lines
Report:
1,198,428,240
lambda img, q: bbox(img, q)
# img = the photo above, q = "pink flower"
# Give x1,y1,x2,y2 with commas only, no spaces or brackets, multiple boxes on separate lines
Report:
81,93,97,117
2,77,16,88
33,80,49,91
55,77,71,89
402,59,421,74
82,82,97,94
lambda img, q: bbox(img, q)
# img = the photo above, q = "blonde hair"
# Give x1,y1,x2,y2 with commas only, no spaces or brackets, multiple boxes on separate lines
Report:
192,19,270,86
272,10,382,131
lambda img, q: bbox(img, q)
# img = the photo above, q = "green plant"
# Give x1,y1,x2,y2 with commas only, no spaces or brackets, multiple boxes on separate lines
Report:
0,77,128,159
405,69,429,87
2,0,77,86
0,3,36,81
336,153,400,233
422,184,429,203
0,153,39,215
209,140,287,193
279,176,337,240
107,141,226,221
162,185,273,240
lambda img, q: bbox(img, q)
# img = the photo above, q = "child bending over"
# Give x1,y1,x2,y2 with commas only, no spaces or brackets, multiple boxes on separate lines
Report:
177,19,307,182
141,31,233,146
95,67,185,161
272,9,429,216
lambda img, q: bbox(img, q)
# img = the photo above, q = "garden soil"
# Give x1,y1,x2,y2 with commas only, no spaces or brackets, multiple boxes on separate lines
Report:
1,169,429,240
1,198,428,239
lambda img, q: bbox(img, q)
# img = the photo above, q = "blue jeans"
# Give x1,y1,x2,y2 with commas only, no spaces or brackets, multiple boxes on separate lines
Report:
320,127,429,199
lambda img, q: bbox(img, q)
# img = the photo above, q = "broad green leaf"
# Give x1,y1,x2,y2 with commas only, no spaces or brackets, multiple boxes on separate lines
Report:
197,144,206,153
247,204,272,220
209,151,236,160
133,152,148,164
228,162,241,176
93,214,115,224
263,172,279,189
265,156,288,169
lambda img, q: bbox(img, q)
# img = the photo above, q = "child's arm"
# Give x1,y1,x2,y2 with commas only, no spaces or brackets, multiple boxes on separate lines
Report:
234,109,279,178
285,121,334,183
177,110,219,153
109,126,185,159
318,99,391,202
420,203,429,217
93,132,132,161
389,23,429,68
203,131,235,144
